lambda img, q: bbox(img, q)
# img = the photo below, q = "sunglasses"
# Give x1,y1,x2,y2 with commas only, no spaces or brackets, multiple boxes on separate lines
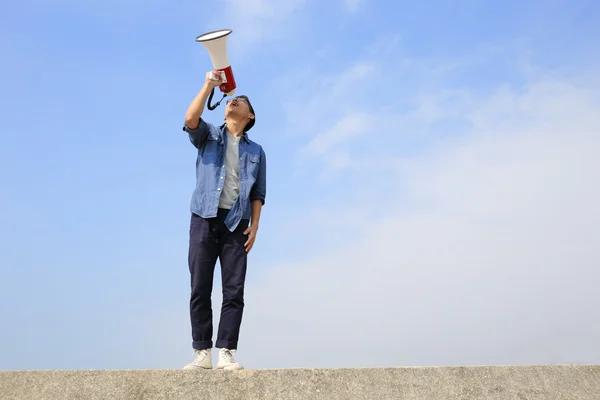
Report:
226,97,249,104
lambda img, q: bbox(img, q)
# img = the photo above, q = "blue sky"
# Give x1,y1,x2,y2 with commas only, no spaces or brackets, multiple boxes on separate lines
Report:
1,0,599,370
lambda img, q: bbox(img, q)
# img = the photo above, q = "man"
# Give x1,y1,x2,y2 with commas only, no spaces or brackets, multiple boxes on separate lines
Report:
181,70,266,371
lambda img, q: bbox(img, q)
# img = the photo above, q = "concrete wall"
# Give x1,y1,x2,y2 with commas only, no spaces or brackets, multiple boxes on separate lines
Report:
1,364,599,400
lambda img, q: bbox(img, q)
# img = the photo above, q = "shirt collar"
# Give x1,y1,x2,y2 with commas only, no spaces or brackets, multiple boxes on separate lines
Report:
220,123,250,143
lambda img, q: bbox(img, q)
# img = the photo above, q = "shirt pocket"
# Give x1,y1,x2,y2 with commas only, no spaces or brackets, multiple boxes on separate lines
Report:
246,153,260,178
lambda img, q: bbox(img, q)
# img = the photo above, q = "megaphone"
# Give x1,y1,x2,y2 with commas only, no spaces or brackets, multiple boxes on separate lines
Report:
195,29,236,110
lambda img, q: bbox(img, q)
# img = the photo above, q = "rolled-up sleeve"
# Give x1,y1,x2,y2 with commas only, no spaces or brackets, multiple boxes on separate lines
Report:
250,147,267,205
183,118,211,149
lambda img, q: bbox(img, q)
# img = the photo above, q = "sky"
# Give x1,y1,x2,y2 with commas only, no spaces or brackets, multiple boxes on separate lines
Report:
1,0,599,370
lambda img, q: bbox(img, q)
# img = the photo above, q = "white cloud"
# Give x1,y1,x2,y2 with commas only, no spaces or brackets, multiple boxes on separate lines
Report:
280,60,377,134
222,0,306,44
296,111,376,176
305,112,373,155
239,75,600,368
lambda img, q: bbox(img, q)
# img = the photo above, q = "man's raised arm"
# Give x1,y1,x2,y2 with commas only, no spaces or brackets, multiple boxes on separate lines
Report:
183,70,223,147
185,70,224,127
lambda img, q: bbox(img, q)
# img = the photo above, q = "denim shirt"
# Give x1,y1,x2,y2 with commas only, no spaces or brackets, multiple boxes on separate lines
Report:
183,118,267,231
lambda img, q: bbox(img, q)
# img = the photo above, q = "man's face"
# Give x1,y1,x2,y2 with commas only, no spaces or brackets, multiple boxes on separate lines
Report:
226,96,252,119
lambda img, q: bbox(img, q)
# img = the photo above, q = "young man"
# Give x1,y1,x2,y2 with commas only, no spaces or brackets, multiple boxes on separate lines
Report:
181,70,266,371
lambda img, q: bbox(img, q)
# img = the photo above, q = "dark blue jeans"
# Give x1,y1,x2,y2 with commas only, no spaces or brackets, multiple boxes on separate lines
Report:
188,209,249,350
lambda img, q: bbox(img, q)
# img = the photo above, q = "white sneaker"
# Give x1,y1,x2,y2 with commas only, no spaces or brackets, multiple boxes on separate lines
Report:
183,349,212,370
216,348,244,370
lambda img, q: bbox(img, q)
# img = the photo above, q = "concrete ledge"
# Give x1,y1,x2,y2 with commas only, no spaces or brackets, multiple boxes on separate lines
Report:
1,364,599,400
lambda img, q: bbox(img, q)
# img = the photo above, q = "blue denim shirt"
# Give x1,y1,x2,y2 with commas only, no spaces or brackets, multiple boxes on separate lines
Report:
183,118,266,231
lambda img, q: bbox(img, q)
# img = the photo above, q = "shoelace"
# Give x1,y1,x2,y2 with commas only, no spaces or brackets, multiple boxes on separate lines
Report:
220,349,236,364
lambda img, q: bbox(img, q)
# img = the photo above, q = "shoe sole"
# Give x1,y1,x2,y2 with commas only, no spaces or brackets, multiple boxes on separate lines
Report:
216,366,244,371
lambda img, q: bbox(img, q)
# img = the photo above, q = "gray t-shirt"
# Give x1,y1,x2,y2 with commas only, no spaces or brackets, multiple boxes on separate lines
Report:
218,131,241,209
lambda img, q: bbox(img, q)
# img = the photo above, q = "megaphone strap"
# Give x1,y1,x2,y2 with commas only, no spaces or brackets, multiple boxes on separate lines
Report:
207,88,226,111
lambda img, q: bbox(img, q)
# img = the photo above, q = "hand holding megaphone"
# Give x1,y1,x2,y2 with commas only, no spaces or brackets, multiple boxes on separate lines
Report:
206,69,225,90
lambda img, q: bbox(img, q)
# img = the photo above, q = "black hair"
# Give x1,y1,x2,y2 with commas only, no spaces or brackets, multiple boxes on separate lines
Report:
235,95,255,132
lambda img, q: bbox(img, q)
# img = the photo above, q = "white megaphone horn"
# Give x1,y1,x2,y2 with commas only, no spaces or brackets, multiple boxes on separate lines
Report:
195,29,237,110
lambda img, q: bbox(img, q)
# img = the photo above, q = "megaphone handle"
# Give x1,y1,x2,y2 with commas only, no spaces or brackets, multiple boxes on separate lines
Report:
207,87,226,111
209,70,225,82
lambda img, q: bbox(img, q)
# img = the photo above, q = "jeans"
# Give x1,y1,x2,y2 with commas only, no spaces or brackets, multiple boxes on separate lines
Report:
188,209,249,350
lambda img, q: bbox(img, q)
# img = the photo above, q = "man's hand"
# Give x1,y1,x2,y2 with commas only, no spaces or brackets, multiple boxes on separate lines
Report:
205,69,224,90
243,224,258,253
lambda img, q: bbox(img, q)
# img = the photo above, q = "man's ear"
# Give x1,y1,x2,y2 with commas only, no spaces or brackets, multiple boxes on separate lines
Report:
248,114,255,120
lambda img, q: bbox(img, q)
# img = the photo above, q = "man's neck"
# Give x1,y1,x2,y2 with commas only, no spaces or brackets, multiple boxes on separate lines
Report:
225,118,245,137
